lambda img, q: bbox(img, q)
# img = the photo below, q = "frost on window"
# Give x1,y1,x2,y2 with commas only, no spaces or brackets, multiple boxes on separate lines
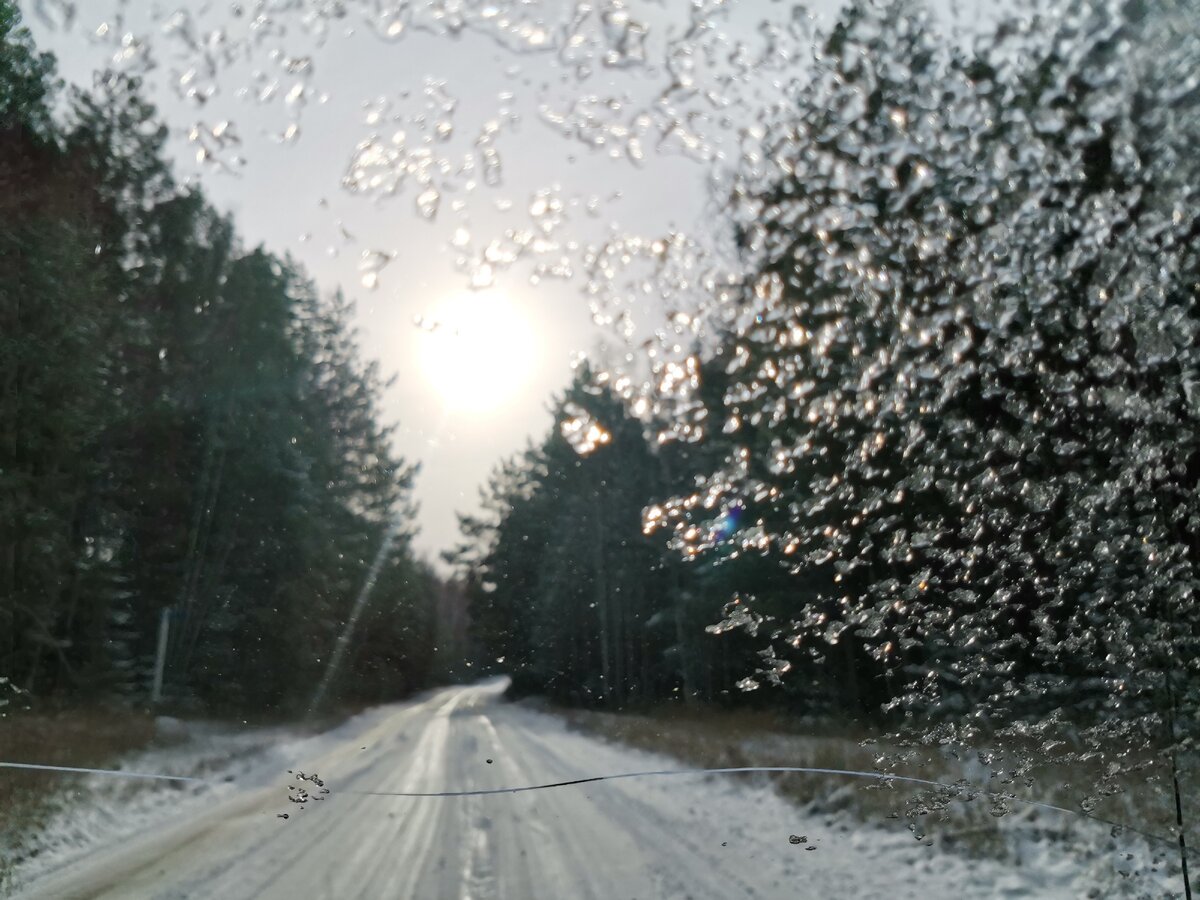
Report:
635,1,1200,886
9,0,1200,895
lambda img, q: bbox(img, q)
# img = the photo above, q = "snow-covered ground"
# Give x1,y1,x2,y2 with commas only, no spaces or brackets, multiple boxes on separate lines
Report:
4,681,1181,899
3,705,402,891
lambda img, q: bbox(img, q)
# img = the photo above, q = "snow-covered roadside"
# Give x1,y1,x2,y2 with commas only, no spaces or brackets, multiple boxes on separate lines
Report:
4,686,1185,900
3,704,397,890
547,706,1184,899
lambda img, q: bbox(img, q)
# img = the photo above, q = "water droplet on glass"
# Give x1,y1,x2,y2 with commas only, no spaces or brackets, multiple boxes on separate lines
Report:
416,187,440,219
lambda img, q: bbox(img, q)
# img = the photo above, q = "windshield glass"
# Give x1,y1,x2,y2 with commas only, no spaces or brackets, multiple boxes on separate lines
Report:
2,0,1198,897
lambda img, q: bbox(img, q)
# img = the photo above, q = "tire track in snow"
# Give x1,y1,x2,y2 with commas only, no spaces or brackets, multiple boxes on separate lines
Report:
11,681,1093,900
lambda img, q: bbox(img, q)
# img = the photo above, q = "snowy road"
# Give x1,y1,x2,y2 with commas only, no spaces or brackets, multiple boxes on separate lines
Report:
12,681,1103,899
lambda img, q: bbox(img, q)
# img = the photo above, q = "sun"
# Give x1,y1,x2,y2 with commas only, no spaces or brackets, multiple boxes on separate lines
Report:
416,290,537,414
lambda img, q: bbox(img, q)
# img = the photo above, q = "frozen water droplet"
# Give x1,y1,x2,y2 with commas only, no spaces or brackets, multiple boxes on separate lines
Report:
416,187,440,219
470,263,495,289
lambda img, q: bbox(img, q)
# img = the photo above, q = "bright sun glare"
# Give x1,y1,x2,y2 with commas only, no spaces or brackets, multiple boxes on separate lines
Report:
417,290,537,414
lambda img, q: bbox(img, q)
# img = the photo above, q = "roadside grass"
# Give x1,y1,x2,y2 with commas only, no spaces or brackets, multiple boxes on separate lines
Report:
0,706,158,891
0,699,369,893
558,704,1196,876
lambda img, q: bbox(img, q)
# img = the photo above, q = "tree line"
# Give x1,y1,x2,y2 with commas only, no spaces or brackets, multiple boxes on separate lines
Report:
454,0,1200,753
0,2,437,715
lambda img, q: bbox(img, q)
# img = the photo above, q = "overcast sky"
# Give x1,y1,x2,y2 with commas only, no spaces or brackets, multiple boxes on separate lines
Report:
22,0,982,565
